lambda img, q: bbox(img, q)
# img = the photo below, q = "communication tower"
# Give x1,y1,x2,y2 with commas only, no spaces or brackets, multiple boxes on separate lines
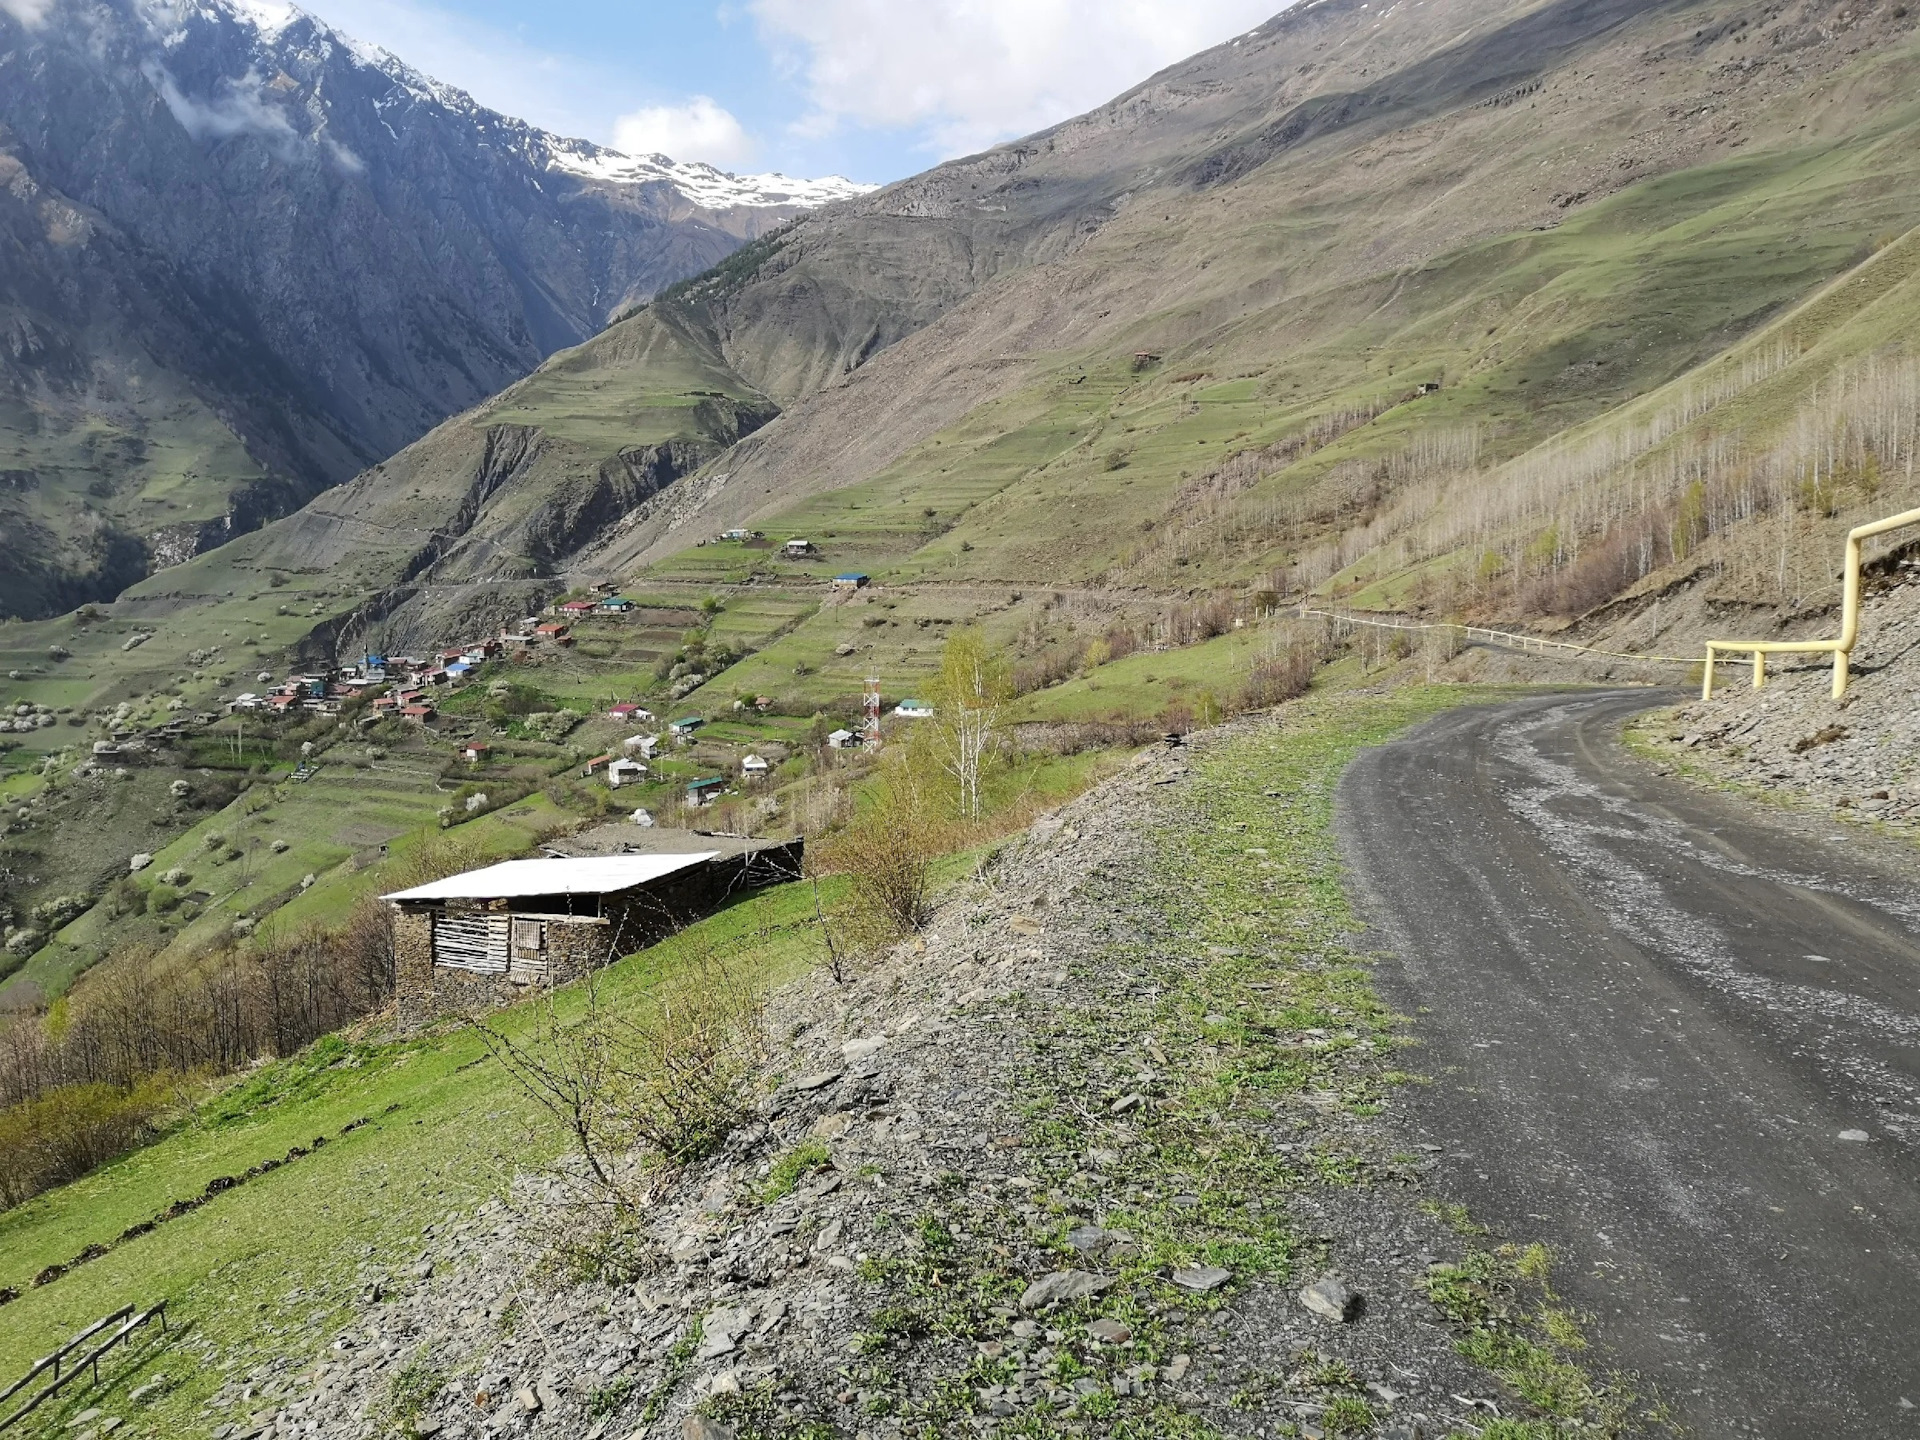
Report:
863,675,883,751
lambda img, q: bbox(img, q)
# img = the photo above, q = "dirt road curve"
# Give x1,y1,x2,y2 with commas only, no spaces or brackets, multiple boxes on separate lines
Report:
1337,690,1920,1437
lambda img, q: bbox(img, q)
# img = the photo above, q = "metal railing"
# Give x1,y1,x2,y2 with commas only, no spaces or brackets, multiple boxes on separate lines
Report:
0,1301,167,1431
1703,505,1920,700
1297,605,1696,667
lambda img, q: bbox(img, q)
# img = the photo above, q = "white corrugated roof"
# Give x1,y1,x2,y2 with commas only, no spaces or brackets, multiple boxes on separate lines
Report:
383,852,718,902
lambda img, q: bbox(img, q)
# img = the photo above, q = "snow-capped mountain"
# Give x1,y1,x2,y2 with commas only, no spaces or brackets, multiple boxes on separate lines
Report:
0,0,868,617
541,141,874,211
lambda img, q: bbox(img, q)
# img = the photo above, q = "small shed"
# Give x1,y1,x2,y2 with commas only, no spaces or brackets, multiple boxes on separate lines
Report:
832,572,870,590
827,728,859,749
386,845,804,1028
462,742,491,764
783,538,816,557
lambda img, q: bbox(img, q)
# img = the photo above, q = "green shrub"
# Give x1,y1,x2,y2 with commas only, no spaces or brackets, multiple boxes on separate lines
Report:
758,1139,832,1202
0,1075,182,1209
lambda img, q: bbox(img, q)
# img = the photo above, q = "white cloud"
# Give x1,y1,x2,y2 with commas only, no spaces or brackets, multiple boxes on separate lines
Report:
613,96,755,167
0,0,56,26
144,61,303,153
145,61,365,174
749,0,1284,156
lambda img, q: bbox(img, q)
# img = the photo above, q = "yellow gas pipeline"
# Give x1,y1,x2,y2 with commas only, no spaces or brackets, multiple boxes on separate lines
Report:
1703,505,1920,701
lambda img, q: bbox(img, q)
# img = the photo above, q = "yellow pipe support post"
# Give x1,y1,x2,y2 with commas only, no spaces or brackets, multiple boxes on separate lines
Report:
1701,505,1920,703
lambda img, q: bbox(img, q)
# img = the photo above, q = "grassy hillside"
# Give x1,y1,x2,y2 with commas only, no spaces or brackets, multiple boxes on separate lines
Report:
0,878,830,1438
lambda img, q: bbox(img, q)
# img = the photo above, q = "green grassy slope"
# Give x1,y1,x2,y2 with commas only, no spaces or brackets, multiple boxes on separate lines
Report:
0,877,829,1437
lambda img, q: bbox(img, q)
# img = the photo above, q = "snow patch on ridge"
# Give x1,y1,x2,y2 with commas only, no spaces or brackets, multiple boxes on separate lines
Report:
543,141,874,209
170,0,869,211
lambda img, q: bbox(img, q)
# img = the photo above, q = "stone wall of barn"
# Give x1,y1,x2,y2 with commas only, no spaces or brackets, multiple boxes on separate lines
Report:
393,909,617,1032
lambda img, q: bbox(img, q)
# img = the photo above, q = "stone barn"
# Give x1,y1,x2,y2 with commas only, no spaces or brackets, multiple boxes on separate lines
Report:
387,840,802,1028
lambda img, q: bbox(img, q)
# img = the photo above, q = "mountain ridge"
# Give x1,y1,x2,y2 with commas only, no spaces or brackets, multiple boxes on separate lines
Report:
135,0,1920,658
0,0,868,618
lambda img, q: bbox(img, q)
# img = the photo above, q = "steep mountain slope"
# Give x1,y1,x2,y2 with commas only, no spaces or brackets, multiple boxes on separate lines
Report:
0,0,866,618
131,0,1920,661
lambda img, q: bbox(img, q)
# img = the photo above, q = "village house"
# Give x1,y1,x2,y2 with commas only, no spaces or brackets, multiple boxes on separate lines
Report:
741,753,771,775
832,572,870,591
893,698,935,719
463,742,490,765
783,538,816,558
827,728,860,749
686,776,727,807
598,595,636,614
533,622,571,644
386,839,805,1028
607,757,647,787
556,598,598,618
609,702,653,722
623,734,659,757
669,716,703,740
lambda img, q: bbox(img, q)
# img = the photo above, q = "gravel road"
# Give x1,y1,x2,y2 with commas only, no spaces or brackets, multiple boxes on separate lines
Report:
1338,689,1920,1437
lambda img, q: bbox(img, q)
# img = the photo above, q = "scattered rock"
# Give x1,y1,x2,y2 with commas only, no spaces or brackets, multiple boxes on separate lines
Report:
128,853,153,872
699,1306,754,1359
1838,1129,1871,1142
1087,1318,1132,1344
1019,1269,1115,1310
1300,1272,1362,1322
1171,1265,1232,1293
682,1419,737,1440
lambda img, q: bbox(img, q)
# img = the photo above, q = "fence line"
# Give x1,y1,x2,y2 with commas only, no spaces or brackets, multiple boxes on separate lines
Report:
0,1301,166,1431
1296,605,1699,667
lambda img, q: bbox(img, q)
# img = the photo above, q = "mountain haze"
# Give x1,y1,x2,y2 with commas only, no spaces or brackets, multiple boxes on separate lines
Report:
0,0,866,618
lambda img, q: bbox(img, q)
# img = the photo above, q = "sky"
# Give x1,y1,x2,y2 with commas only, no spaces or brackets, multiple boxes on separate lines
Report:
294,0,1288,184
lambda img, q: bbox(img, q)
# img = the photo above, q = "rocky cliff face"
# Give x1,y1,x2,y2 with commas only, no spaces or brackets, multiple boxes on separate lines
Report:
0,0,867,618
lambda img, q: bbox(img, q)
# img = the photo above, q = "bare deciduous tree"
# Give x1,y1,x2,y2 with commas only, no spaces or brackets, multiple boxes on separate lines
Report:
928,629,1011,820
